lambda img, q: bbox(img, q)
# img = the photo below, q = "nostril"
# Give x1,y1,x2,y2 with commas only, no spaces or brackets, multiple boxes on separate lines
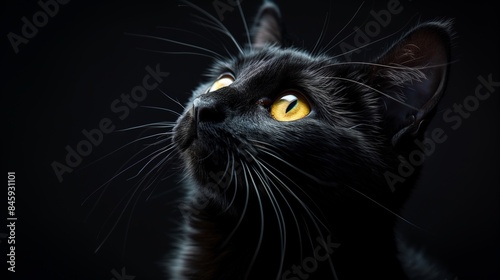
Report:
195,103,225,123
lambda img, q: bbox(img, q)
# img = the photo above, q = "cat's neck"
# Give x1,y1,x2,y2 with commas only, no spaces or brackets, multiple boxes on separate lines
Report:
174,187,408,280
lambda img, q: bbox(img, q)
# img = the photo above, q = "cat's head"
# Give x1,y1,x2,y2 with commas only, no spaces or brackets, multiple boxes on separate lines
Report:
173,2,451,217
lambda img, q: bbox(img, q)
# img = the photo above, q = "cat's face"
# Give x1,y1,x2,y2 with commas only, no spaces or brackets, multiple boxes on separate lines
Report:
172,2,451,213
174,47,383,202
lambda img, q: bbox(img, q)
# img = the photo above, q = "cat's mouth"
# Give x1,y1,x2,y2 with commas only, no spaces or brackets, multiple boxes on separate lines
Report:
173,106,230,167
173,106,258,188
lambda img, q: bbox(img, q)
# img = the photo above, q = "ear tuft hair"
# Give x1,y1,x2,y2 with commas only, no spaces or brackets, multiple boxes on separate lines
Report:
371,20,453,145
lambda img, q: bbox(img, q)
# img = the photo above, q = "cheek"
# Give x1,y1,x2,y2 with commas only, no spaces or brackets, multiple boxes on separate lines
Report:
254,123,320,151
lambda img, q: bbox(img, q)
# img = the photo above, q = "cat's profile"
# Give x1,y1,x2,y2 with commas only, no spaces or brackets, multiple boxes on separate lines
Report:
169,1,453,279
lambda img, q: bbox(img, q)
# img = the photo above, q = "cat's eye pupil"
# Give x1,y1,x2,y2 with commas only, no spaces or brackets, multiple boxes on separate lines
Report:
270,92,311,122
285,99,298,113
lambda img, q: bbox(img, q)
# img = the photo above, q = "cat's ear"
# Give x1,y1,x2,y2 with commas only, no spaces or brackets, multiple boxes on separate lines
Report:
251,1,283,48
372,21,452,146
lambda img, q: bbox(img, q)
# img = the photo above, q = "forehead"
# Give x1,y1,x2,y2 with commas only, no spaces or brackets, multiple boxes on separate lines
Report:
200,47,362,121
211,47,332,85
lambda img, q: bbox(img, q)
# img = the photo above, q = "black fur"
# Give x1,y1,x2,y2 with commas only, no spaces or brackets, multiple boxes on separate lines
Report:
169,2,453,279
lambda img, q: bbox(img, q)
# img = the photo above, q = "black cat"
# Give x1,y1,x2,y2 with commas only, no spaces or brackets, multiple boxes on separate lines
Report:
170,2,453,279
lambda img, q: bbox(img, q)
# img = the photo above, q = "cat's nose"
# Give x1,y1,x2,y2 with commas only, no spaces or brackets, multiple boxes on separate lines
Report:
193,97,225,124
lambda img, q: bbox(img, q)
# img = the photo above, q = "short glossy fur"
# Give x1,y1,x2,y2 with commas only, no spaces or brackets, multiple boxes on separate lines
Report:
169,2,453,279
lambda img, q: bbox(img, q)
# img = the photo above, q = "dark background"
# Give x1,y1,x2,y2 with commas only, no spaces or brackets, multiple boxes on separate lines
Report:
2,0,499,279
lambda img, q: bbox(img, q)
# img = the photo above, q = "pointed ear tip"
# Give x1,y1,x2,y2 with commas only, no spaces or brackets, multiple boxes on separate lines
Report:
259,1,282,18
394,19,454,62
422,19,454,30
412,19,455,44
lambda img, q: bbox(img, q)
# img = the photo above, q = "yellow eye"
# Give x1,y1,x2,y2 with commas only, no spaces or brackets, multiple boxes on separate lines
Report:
208,75,234,93
271,92,311,121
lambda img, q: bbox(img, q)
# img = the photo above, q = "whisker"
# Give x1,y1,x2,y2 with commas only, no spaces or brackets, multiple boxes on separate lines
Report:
221,153,238,213
134,152,173,192
312,9,331,55
301,217,316,258
235,0,252,49
252,155,339,279
95,180,143,253
135,47,220,60
216,151,232,191
146,172,183,201
117,122,175,132
80,131,173,176
329,76,419,111
124,32,225,59
140,105,182,116
220,158,247,248
82,135,174,212
191,15,243,54
197,150,215,162
251,142,331,186
93,128,177,255
157,88,185,109
250,138,422,231
143,136,174,149
95,181,136,239
242,162,265,280
319,1,365,54
251,165,287,279
322,61,452,72
155,26,220,47
82,141,174,207
181,0,244,55
246,140,341,278
128,144,176,180
322,2,378,55
347,184,422,230
328,14,417,59
248,152,328,231
252,157,303,261
121,181,147,256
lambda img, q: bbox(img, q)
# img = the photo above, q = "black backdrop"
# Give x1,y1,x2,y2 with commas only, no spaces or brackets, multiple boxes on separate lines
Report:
2,1,499,279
